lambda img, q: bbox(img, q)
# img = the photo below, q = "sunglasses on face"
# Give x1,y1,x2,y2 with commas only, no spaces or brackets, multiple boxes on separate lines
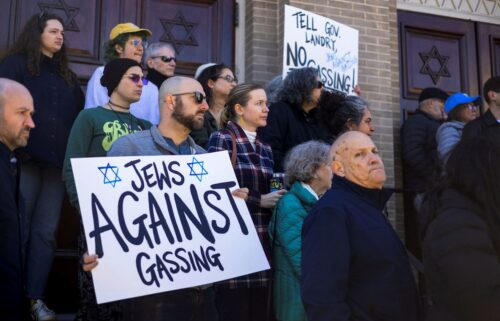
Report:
171,91,207,104
153,56,176,63
316,80,324,89
466,104,478,111
218,75,238,84
130,39,148,49
125,73,148,85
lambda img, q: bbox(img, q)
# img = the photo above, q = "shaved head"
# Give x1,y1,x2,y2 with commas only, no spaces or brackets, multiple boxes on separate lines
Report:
331,131,386,189
0,78,32,113
0,78,35,150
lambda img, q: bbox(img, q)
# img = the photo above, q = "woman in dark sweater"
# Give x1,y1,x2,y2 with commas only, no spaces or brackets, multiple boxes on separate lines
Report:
420,136,500,321
0,12,84,320
259,67,328,172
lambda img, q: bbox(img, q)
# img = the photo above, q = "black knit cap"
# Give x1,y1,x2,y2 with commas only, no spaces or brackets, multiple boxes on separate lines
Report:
418,87,449,102
100,58,142,96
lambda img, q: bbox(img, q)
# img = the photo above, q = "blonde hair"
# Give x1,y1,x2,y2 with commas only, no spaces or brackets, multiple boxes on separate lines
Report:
220,83,264,128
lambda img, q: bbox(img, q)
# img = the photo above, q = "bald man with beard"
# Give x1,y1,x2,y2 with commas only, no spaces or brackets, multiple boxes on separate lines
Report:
0,78,35,320
301,131,420,321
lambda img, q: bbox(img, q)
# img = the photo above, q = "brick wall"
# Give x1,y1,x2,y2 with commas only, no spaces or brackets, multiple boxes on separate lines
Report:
244,0,404,234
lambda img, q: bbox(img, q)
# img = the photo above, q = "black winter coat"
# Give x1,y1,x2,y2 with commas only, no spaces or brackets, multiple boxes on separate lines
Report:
0,143,24,320
401,110,442,192
422,188,500,321
259,101,328,172
0,54,84,168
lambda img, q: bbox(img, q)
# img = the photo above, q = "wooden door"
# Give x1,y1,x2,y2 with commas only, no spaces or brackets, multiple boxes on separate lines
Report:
2,0,234,314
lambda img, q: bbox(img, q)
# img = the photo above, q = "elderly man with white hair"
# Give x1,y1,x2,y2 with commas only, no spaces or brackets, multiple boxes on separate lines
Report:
301,131,420,321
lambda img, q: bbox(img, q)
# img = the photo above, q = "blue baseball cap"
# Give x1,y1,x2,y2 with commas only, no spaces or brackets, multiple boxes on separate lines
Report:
444,93,481,114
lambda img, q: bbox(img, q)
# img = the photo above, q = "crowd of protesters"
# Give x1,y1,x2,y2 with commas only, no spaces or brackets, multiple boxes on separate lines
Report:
1,12,500,321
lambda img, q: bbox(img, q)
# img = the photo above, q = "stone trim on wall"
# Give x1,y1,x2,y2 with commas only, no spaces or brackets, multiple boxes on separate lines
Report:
398,0,500,25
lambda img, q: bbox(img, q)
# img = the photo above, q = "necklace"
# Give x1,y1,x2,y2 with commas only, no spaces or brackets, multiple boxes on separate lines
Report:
107,103,136,132
109,99,130,110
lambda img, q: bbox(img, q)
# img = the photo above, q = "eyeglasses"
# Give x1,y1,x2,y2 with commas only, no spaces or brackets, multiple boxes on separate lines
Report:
316,80,324,89
130,39,148,49
153,56,176,63
124,74,148,85
466,104,479,111
171,91,206,104
218,75,238,84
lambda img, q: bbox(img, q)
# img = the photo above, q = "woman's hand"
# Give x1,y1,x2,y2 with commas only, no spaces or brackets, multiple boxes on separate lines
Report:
82,253,99,272
232,188,249,201
260,189,287,208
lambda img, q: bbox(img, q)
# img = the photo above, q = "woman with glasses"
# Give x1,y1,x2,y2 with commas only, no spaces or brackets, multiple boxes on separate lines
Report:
436,92,480,166
0,12,84,320
207,83,286,321
268,141,333,321
260,67,328,172
85,23,161,125
316,89,374,143
190,63,238,148
63,58,151,321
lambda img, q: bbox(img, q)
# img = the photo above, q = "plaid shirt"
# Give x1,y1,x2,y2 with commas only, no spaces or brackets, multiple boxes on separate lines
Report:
207,121,274,288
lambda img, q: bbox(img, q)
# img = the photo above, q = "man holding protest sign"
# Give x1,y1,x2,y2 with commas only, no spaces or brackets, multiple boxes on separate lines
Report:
81,76,249,320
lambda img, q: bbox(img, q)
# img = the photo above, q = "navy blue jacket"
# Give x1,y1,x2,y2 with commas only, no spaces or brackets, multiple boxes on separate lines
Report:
0,54,84,167
301,176,420,321
0,143,24,320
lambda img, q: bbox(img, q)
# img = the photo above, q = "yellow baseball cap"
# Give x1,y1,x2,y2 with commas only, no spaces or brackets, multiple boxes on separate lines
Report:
109,22,152,40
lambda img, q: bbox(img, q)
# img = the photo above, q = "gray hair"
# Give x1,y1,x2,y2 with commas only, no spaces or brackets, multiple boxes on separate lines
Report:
265,75,283,104
144,42,175,62
283,140,331,186
317,91,368,140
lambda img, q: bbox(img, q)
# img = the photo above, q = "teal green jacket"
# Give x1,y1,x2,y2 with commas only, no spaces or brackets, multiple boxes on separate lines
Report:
269,181,317,321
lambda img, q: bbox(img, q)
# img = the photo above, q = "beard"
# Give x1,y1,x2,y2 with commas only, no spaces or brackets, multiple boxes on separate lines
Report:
172,99,205,131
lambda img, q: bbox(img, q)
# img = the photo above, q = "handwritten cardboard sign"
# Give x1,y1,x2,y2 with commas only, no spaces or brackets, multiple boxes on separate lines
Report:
283,5,359,94
71,151,270,303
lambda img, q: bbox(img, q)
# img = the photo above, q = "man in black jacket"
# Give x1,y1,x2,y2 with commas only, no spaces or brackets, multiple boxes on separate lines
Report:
144,42,177,89
462,76,500,140
0,78,35,320
401,87,448,257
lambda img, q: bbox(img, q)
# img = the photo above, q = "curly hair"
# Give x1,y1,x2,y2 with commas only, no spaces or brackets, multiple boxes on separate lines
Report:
103,31,149,63
196,63,232,107
1,13,77,85
275,67,318,106
283,140,331,186
317,90,368,140
220,83,264,128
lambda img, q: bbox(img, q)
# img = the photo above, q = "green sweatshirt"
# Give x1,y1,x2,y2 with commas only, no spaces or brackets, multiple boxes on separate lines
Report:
62,106,152,207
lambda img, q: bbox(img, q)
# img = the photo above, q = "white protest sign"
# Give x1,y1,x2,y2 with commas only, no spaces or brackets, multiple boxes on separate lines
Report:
71,151,270,304
283,5,359,94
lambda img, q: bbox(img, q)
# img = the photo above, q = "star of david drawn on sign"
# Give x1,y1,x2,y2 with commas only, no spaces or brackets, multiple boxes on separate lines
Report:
38,0,80,32
418,46,451,85
187,157,208,182
159,12,199,54
98,163,122,188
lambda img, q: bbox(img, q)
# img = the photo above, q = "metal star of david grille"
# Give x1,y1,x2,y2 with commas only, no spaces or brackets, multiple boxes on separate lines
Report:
418,46,451,85
38,0,80,32
160,12,199,54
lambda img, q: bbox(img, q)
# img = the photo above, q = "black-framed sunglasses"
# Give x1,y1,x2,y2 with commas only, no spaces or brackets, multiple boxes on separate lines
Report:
125,73,148,85
153,56,176,63
316,80,324,89
218,75,238,84
171,91,207,104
